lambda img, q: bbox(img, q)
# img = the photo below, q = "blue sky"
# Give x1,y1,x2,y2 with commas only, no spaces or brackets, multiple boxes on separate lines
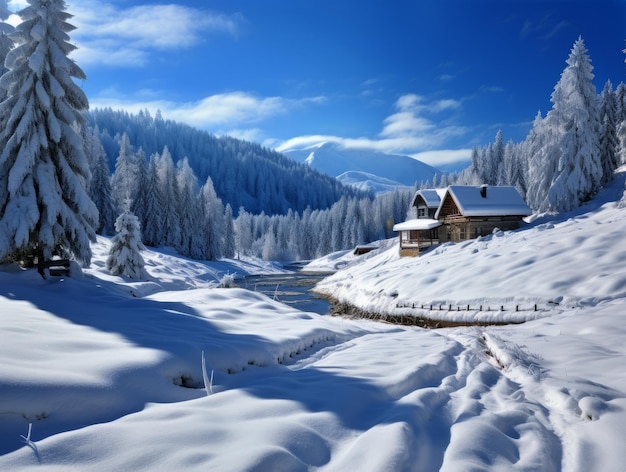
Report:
8,0,626,169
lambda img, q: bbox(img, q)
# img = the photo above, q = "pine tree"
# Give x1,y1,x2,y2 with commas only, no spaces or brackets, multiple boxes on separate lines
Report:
528,37,601,212
0,0,98,265
599,80,619,183
175,157,199,257
198,176,224,260
106,201,147,279
234,206,252,259
141,153,164,247
223,203,235,259
84,127,116,235
132,147,149,224
0,1,14,102
157,147,181,249
110,133,138,212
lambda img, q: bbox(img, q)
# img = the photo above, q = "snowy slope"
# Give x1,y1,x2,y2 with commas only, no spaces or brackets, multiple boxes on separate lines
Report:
2,173,626,470
336,170,410,194
283,142,440,192
313,170,626,324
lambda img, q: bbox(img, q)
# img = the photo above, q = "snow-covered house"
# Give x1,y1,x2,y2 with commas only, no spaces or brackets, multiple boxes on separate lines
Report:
394,185,532,256
393,189,445,257
411,188,447,219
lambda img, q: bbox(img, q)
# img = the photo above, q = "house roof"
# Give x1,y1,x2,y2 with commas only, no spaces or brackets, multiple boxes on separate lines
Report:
393,218,442,231
411,189,447,208
435,185,532,219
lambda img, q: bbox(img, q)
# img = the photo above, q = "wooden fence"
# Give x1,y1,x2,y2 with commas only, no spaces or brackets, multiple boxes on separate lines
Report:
395,302,541,313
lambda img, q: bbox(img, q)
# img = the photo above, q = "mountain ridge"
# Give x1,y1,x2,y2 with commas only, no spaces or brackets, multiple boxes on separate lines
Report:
282,142,441,193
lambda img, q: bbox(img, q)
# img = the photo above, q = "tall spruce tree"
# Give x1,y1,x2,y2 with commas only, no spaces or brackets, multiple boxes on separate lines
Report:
0,0,14,102
528,37,601,213
84,126,116,235
0,0,97,265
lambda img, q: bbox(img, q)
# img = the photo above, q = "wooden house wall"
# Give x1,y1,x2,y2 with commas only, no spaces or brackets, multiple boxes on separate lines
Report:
439,216,522,243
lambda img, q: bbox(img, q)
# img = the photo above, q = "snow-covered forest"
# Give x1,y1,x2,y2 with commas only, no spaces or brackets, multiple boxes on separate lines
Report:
83,115,411,262
445,38,626,214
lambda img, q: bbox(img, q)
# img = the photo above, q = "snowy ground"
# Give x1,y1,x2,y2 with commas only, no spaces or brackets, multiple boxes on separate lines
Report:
2,174,626,470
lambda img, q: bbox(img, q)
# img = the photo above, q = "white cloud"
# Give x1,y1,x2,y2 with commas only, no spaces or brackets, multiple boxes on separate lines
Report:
276,93,469,167
64,1,243,67
90,91,326,129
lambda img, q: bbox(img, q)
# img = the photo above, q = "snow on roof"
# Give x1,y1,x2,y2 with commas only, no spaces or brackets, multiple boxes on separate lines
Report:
393,218,442,231
435,185,532,218
412,189,445,208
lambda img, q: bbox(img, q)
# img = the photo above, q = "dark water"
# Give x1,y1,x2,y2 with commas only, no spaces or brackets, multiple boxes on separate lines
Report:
240,271,333,316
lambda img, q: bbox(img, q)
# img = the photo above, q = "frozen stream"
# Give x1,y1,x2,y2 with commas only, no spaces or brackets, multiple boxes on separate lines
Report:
240,270,333,315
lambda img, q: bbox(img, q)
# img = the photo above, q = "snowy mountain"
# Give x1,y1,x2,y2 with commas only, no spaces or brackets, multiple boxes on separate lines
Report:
336,170,408,194
282,142,441,193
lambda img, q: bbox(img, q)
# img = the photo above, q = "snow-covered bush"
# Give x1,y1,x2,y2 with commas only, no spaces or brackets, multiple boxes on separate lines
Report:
106,204,147,279
218,273,236,288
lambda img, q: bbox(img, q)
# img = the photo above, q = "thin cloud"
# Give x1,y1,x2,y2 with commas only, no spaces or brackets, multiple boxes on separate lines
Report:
520,13,569,41
65,1,243,67
90,91,326,129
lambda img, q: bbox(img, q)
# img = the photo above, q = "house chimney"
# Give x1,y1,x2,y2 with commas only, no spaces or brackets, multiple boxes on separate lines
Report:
480,184,487,198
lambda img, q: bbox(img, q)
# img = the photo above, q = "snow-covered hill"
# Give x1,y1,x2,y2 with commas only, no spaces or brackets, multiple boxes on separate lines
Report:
312,169,626,323
282,142,441,193
2,171,626,470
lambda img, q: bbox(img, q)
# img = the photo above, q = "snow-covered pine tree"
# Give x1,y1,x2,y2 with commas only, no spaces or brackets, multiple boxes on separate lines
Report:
223,204,235,259
175,157,200,257
234,206,253,259
157,147,181,249
0,0,14,102
529,37,601,213
84,126,116,235
198,176,224,260
141,153,164,247
491,130,505,185
131,147,148,225
110,133,139,213
0,0,98,265
599,80,619,183
106,200,147,279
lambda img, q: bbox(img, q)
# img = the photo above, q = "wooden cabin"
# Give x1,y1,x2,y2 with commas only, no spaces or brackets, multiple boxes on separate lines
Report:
435,185,532,243
394,185,531,256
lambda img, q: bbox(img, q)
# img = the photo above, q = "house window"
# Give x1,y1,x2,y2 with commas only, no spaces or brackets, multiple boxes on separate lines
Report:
459,226,466,240
417,208,426,218
431,228,439,239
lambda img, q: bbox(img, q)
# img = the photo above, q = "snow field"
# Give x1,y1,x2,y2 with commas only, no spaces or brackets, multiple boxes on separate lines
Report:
2,175,626,470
